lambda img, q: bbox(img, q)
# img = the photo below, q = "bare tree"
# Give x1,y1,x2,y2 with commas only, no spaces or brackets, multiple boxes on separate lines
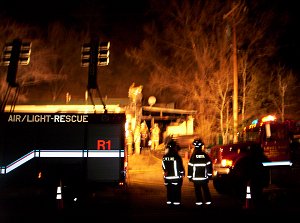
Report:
127,1,240,144
268,66,298,122
127,0,293,145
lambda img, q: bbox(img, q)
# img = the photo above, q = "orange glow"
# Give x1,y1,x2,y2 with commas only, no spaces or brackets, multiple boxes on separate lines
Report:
261,115,276,123
248,123,257,129
4,104,124,114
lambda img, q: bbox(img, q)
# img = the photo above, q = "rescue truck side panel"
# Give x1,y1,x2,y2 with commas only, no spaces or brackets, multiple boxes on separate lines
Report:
0,112,127,187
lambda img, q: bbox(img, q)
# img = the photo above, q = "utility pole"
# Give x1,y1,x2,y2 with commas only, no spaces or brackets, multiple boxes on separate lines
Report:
224,3,239,143
232,14,238,143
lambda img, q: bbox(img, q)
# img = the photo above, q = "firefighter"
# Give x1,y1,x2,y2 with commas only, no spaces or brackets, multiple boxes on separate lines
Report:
162,139,185,207
140,121,149,150
245,143,270,208
187,138,213,206
126,123,134,155
150,123,160,150
134,124,141,154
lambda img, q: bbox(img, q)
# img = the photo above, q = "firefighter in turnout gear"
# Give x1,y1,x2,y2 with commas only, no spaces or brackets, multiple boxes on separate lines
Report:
187,138,213,206
162,139,185,207
151,123,160,150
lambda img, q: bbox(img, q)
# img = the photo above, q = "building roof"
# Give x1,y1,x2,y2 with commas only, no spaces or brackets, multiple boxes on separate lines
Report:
142,106,197,115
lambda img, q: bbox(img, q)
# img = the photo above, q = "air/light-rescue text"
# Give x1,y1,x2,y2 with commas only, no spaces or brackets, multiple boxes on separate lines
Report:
7,114,89,123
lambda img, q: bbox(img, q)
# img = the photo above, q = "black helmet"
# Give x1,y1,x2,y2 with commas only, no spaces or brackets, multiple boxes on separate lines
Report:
193,138,204,148
167,139,177,150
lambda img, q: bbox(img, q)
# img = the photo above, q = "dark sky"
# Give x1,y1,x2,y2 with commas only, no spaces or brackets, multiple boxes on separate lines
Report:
1,0,149,31
0,0,150,99
1,0,150,51
1,0,299,74
273,1,300,74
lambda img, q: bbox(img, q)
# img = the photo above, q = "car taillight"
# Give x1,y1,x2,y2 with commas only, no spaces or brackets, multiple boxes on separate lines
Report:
221,159,233,167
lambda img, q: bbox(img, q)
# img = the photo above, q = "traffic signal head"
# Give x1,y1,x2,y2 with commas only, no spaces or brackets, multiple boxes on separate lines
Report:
1,39,32,86
1,39,31,66
19,42,31,65
98,41,110,66
1,44,13,66
81,43,91,67
81,39,110,89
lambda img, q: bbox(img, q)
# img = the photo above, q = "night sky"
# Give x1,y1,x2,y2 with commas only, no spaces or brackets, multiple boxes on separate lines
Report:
0,0,148,29
0,0,150,99
271,1,300,74
1,0,299,75
0,0,148,48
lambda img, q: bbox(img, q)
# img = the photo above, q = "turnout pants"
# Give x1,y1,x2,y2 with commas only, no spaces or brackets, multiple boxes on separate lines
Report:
166,180,183,205
194,181,211,204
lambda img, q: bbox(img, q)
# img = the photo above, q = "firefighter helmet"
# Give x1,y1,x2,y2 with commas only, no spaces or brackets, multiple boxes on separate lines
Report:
193,138,204,148
167,139,177,150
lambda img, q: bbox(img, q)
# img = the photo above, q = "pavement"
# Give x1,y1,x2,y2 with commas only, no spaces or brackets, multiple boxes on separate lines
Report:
1,148,300,222
127,147,241,206
127,147,300,209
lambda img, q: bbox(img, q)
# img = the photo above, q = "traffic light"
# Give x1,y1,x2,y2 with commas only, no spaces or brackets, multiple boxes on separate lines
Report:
98,41,110,66
1,43,13,66
81,39,110,89
81,43,91,67
1,39,32,87
1,39,31,66
19,42,31,65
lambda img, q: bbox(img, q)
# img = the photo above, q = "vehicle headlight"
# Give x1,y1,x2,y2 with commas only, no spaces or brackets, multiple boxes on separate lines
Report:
221,159,233,167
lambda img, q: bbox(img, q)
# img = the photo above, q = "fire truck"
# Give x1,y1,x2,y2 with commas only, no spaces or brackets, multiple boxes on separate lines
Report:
0,105,127,207
210,115,300,197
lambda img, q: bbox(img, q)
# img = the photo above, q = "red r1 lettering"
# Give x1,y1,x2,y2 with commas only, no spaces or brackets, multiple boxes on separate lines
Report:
97,140,111,150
